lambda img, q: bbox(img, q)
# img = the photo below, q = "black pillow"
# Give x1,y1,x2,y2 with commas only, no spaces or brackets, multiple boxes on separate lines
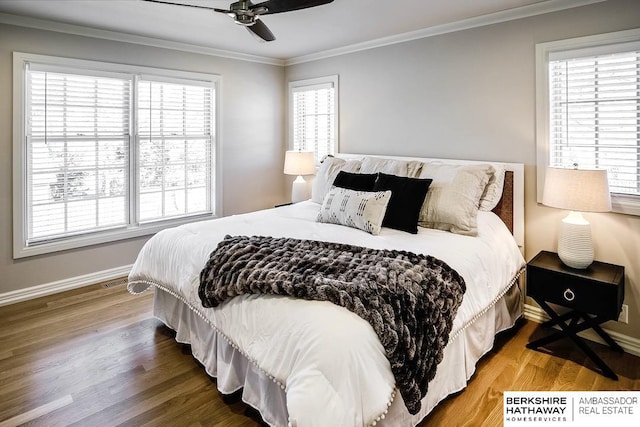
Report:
373,173,432,234
332,171,377,191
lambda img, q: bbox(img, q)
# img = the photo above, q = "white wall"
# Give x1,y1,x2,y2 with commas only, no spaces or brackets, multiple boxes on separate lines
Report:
0,23,287,295
285,0,640,341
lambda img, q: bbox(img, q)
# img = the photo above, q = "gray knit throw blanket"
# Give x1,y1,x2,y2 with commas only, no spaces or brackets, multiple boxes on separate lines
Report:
198,235,466,415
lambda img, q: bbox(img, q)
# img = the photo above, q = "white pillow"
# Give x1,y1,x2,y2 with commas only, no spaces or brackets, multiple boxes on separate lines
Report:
317,187,392,235
311,157,362,204
417,162,493,236
359,156,423,177
479,164,505,211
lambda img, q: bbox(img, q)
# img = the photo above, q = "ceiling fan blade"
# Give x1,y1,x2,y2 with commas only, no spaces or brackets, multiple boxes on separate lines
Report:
246,19,275,42
252,0,334,15
142,0,229,14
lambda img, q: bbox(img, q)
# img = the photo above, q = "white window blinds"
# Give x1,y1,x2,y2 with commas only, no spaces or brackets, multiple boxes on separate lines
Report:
27,69,130,243
291,79,336,162
137,79,213,222
549,48,640,196
17,54,219,257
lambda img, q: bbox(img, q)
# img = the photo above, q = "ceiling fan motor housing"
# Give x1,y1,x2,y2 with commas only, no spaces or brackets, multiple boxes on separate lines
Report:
233,13,255,26
231,0,265,26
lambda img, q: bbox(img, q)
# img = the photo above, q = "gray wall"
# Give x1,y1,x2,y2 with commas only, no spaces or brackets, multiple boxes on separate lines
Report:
0,23,287,294
286,0,640,340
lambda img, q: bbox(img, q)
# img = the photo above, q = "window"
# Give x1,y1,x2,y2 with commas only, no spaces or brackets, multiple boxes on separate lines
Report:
137,79,213,222
27,69,131,242
536,29,640,215
289,76,338,163
13,53,220,258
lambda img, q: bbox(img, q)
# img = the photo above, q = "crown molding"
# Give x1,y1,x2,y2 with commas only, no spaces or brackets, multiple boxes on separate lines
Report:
0,12,285,66
0,0,606,68
285,0,606,66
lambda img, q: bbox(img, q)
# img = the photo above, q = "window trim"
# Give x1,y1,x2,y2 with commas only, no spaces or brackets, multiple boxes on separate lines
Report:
13,52,223,258
287,75,339,162
535,28,640,216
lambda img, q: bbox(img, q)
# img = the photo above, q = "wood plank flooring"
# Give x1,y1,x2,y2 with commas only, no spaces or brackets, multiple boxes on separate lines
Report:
1,283,639,426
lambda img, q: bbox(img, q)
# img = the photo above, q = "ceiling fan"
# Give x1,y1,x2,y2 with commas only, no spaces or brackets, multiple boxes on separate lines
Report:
143,0,335,42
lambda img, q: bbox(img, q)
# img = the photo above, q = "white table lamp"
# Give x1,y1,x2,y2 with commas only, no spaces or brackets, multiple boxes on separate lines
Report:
284,150,316,203
542,167,611,269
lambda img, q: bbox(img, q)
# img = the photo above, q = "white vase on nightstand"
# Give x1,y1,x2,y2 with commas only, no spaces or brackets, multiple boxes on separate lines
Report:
557,211,593,269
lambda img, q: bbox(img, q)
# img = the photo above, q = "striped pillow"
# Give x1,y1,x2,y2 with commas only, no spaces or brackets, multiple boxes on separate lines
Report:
317,187,391,235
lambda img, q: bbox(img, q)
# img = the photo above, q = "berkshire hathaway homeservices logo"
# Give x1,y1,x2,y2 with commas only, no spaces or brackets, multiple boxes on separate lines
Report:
504,391,640,426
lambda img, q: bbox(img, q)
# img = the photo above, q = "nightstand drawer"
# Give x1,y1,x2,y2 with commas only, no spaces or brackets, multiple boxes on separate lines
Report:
528,267,619,318
526,250,625,321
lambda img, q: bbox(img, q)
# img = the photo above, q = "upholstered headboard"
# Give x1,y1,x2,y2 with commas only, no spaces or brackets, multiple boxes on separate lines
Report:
336,154,525,252
492,170,514,234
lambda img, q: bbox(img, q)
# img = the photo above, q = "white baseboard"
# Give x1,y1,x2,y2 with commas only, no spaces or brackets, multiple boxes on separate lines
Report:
524,303,640,357
0,264,133,307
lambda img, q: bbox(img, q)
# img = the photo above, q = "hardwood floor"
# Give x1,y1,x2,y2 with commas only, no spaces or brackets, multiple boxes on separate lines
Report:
1,283,639,426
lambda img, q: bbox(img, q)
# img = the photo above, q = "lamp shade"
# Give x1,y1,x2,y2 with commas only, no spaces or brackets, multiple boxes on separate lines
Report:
542,167,611,213
284,151,316,176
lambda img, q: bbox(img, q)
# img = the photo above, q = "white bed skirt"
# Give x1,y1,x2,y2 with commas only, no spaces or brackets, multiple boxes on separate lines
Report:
152,278,522,427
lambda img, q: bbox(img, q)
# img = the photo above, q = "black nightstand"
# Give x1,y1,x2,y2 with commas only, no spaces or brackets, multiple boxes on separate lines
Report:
526,250,625,380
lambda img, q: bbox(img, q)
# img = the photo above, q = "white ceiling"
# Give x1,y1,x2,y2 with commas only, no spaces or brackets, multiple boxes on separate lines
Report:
0,0,599,63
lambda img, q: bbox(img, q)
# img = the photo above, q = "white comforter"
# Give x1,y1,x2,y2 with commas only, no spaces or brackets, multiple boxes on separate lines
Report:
128,201,525,427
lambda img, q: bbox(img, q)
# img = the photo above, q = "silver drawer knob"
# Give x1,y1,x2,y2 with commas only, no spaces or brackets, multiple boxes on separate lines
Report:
563,288,575,302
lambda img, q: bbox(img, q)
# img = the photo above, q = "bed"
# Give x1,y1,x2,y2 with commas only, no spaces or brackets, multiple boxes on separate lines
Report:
128,154,526,427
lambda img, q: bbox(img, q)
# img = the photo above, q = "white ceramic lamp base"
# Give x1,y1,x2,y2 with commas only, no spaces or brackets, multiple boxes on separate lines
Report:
557,211,594,269
291,175,310,203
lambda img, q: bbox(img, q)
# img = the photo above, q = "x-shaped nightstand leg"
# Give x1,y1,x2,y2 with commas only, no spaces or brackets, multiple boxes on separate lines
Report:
527,299,620,380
